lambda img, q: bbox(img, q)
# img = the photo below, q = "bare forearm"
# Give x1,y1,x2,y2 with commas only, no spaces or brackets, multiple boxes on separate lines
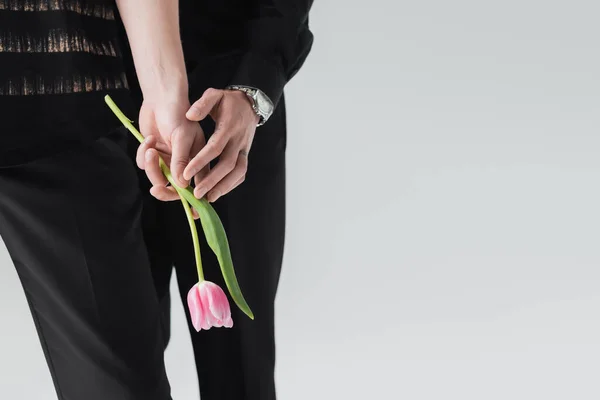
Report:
116,0,187,103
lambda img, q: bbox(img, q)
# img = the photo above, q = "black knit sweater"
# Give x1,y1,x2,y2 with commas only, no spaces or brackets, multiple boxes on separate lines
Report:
0,0,133,166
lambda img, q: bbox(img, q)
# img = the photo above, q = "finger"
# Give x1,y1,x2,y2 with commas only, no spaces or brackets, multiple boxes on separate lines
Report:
139,106,160,139
230,174,246,192
149,185,179,201
152,140,172,157
136,136,156,169
147,146,179,202
206,151,248,202
194,144,244,200
170,124,195,188
145,148,170,188
189,129,210,184
183,128,230,181
192,208,200,220
186,88,224,121
194,166,210,188
136,136,172,169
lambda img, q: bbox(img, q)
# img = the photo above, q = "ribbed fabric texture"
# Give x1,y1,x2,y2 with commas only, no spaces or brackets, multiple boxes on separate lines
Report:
0,0,133,167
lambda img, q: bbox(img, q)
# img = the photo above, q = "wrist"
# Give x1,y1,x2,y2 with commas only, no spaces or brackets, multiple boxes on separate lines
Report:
140,71,188,105
143,89,190,111
225,85,274,126
230,90,260,124
143,89,189,107
141,97,191,132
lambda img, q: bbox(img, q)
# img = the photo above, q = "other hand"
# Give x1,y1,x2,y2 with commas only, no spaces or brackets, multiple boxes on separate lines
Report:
183,88,259,203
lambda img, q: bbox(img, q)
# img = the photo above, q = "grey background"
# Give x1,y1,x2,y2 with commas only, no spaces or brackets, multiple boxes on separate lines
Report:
1,1,599,399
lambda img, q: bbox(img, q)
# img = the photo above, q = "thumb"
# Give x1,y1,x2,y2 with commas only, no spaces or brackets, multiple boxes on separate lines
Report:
186,88,223,121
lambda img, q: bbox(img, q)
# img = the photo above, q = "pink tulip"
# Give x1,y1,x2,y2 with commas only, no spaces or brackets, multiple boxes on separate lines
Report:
187,281,234,331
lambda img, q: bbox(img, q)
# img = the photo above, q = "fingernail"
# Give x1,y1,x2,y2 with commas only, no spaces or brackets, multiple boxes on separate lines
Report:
208,191,221,202
195,186,207,199
145,149,152,161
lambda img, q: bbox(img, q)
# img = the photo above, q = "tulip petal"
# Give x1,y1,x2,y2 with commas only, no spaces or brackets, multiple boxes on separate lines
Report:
187,284,204,332
203,282,232,322
197,281,233,329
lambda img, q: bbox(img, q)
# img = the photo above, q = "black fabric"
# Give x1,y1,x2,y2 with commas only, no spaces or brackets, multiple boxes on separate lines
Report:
126,97,288,400
119,0,313,109
0,131,171,400
180,0,314,108
0,0,133,167
0,1,310,398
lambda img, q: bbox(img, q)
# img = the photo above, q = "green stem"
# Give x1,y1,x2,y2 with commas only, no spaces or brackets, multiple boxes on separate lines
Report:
177,189,204,281
157,158,204,282
104,95,144,143
106,95,205,282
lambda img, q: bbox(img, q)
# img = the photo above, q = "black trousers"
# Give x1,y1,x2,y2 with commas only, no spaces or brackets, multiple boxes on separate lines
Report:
133,99,287,400
0,132,171,400
0,99,286,399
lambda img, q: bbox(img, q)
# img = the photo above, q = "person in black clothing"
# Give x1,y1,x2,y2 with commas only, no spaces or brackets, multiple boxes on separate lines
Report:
0,0,313,398
0,0,212,398
123,1,314,399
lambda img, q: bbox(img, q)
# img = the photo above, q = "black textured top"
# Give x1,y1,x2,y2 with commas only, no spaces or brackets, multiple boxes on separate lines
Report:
0,0,133,166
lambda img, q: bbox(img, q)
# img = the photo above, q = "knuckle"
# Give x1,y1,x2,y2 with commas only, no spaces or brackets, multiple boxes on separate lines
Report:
204,87,219,97
208,136,226,152
223,157,237,170
168,127,182,142
174,158,189,168
237,154,248,167
203,178,216,189
215,121,228,132
171,125,188,140
234,164,247,178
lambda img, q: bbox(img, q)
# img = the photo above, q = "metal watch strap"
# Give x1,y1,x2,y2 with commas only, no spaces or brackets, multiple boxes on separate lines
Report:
226,85,268,126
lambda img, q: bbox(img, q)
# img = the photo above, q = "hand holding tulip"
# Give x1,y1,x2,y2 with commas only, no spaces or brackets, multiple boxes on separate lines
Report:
105,96,254,331
137,88,258,204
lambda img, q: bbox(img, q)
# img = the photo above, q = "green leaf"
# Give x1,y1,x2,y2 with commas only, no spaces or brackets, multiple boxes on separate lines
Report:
177,187,255,320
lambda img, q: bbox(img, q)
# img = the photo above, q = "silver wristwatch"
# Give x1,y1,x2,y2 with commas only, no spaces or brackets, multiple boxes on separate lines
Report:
226,85,274,126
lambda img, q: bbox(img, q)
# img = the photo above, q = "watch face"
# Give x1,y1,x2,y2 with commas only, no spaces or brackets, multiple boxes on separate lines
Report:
256,91,274,114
